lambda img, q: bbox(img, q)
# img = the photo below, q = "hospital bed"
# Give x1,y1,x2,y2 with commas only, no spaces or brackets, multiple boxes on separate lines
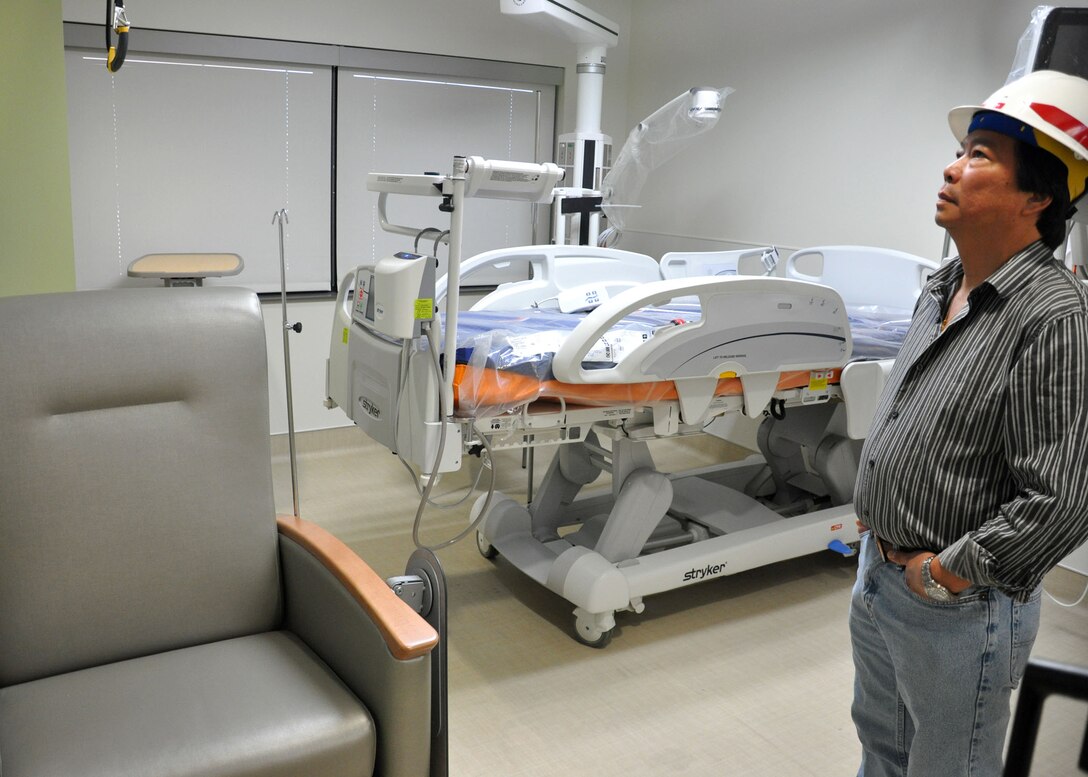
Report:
325,157,937,646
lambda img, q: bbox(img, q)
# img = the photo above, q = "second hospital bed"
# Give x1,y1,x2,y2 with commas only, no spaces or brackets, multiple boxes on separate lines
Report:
327,243,936,645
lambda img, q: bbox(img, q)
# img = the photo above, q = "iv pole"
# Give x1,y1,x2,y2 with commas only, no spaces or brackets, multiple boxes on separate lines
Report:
273,209,302,517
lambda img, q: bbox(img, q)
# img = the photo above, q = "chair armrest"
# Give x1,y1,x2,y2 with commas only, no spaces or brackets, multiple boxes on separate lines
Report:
277,515,437,777
276,515,437,660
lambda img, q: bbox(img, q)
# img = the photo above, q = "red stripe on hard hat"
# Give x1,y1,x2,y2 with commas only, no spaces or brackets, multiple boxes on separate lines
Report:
1031,101,1088,148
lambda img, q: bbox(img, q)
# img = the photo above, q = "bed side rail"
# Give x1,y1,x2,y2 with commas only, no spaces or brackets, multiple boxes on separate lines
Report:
551,275,851,422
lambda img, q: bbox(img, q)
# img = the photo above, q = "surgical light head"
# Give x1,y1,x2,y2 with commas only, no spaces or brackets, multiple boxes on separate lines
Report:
688,87,723,122
600,86,733,239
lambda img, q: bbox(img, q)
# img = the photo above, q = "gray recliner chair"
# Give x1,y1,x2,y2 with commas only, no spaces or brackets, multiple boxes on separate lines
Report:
0,287,438,777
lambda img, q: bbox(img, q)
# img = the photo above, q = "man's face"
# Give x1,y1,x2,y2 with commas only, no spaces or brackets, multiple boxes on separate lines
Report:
935,129,1034,235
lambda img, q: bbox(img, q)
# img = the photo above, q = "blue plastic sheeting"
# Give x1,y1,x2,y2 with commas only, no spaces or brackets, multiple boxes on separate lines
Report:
454,304,699,377
846,306,913,361
451,303,911,380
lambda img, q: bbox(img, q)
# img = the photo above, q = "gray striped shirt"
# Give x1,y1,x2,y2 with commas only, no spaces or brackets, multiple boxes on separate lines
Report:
854,240,1088,599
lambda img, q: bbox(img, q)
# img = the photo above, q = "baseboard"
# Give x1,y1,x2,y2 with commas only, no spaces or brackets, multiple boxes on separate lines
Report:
270,425,367,457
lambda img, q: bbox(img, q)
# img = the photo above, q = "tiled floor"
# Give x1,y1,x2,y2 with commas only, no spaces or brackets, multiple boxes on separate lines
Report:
274,427,1088,776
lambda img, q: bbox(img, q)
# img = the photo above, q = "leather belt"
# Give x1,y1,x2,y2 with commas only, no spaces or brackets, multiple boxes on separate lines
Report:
862,527,922,564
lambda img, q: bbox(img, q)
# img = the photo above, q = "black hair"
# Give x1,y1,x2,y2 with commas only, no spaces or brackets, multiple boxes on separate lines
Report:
1014,140,1074,250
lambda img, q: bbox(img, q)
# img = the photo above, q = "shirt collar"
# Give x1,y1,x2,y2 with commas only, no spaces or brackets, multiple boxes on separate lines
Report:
924,240,1053,301
927,255,963,295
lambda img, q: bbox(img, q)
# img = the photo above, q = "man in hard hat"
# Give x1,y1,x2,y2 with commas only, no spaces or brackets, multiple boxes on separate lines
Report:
850,69,1088,775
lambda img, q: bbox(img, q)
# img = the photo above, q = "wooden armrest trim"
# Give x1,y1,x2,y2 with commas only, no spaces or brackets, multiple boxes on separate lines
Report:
277,514,438,661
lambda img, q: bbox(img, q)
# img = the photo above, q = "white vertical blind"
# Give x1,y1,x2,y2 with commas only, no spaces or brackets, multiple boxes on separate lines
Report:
65,50,333,292
336,70,552,284
63,25,560,297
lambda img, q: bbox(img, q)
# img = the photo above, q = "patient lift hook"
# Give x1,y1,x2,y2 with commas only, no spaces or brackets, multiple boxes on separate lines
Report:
273,209,302,518
105,0,129,72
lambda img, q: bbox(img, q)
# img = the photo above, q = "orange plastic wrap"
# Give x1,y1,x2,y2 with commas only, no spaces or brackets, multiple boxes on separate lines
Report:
453,364,842,417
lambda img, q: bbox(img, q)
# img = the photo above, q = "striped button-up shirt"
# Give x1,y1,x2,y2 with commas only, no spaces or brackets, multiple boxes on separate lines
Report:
854,240,1088,599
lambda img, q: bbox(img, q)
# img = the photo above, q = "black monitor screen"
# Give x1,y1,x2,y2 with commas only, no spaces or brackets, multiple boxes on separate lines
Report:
364,273,377,322
1034,8,1088,79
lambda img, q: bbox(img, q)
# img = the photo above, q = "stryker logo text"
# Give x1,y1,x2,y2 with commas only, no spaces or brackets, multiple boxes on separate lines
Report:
683,561,728,582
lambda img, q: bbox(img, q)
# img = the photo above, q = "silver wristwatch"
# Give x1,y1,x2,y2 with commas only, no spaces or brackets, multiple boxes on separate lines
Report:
921,555,956,602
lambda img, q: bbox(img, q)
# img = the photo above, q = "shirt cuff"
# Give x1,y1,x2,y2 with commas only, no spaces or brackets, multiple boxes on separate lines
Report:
937,535,999,589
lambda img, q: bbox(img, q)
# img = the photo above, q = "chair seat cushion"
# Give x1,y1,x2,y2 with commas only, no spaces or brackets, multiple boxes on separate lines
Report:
0,631,375,777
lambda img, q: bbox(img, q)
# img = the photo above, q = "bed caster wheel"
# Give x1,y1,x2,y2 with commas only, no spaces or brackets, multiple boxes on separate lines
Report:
573,608,615,649
574,625,614,649
476,531,498,560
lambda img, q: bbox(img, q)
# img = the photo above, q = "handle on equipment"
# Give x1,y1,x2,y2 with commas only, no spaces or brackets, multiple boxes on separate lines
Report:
106,0,129,72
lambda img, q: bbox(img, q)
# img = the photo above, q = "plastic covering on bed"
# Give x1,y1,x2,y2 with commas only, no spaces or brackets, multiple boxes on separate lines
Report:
450,303,912,416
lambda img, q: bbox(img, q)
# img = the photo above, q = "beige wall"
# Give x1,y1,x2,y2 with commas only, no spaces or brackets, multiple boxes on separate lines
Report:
0,0,75,297
619,0,1088,261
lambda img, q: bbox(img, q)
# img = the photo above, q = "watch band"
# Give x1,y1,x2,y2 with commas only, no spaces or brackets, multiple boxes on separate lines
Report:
921,555,956,602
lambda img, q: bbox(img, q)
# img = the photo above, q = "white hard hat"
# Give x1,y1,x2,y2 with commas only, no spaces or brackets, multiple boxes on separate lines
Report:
948,69,1088,201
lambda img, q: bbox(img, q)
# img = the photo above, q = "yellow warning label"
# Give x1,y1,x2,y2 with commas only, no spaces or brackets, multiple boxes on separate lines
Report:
342,327,349,344
414,298,433,320
808,371,829,391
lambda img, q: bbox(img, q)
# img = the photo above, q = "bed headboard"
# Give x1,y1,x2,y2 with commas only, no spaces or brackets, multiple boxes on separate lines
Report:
781,245,939,311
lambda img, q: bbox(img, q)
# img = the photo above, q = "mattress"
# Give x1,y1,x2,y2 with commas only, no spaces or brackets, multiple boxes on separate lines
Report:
451,303,911,416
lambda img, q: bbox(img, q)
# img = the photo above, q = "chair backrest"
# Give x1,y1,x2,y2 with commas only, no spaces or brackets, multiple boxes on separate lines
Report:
0,288,282,686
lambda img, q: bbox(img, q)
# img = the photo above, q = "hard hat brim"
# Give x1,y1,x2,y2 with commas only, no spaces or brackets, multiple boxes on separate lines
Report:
948,104,984,143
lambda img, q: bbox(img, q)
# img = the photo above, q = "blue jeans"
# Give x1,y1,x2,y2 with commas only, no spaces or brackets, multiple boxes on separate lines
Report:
849,532,1041,776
